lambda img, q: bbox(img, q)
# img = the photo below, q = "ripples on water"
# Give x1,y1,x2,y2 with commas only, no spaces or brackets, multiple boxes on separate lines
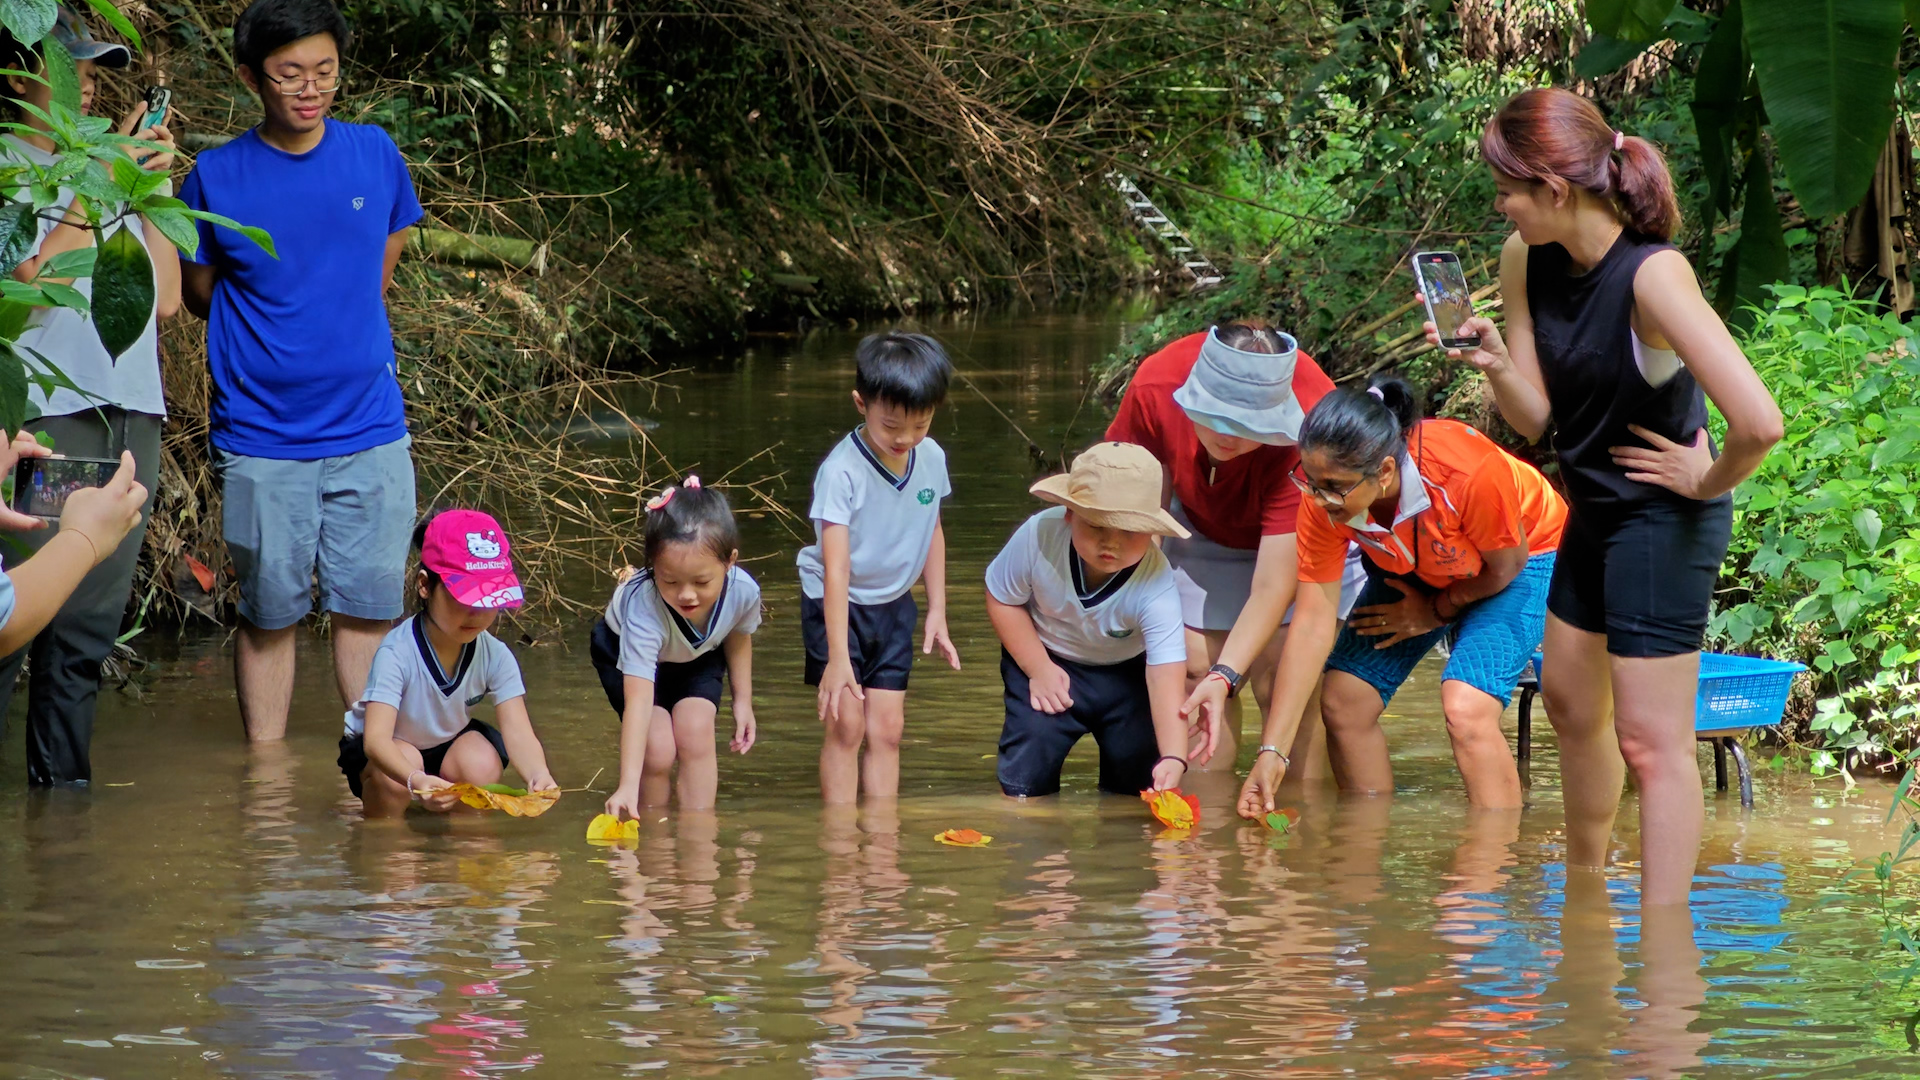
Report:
0,305,1915,1076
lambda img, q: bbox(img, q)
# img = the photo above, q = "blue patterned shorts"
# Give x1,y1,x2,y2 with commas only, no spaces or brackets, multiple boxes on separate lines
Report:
1326,552,1555,708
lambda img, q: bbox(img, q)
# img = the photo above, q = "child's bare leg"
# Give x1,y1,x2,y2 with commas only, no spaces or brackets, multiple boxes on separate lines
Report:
642,705,677,807
361,740,425,819
820,689,868,804
859,689,908,799
670,698,720,809
439,730,506,787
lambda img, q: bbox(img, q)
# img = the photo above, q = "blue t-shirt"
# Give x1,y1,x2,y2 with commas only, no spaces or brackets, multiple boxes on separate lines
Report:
179,120,424,459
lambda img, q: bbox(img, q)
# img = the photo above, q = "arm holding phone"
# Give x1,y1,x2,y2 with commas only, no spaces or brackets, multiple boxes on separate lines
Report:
1419,234,1554,441
0,442,147,654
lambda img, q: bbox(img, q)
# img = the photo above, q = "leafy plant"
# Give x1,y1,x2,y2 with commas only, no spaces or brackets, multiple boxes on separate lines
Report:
0,1,269,436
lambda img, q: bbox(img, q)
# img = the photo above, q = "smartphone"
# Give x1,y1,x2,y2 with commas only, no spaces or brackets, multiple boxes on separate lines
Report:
139,85,171,133
10,456,118,520
1413,250,1480,350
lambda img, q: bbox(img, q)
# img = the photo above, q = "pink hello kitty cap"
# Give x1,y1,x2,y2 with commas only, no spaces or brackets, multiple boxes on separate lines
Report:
420,509,524,610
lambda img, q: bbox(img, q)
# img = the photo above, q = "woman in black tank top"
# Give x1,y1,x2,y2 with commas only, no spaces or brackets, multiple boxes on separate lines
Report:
1420,88,1782,910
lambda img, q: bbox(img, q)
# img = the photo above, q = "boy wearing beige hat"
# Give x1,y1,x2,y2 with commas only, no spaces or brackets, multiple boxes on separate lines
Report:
984,442,1213,798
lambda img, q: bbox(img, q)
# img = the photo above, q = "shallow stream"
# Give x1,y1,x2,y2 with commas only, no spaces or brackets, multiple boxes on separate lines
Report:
1,305,1913,1077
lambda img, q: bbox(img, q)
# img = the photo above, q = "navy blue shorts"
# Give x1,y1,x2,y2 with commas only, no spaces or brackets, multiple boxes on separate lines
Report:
996,650,1158,797
801,592,916,692
337,718,508,800
1327,552,1554,708
1549,497,1732,658
589,618,727,714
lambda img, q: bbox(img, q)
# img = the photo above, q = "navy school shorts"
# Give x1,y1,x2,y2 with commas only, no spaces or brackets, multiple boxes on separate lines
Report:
589,618,728,715
801,592,916,692
996,649,1158,797
337,718,508,799
1548,496,1733,658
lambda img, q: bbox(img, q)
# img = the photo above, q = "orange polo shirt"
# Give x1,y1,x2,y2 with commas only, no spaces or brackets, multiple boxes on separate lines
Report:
1297,419,1565,589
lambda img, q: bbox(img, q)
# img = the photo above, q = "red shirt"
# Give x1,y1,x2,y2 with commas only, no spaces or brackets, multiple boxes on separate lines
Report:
1105,331,1335,550
1298,420,1567,589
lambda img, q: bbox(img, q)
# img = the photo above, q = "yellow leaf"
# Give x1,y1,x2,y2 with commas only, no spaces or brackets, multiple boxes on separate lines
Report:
933,828,993,847
586,813,640,844
1142,789,1199,829
419,783,560,817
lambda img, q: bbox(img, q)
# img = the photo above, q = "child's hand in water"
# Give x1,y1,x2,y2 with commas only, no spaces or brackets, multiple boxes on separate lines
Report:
409,771,461,812
524,770,558,793
604,783,643,823
730,702,756,754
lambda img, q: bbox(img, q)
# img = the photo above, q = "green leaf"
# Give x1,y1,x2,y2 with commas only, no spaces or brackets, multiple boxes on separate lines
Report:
90,225,151,360
1833,589,1866,629
151,199,277,258
0,201,37,277
1718,153,1789,323
0,344,23,437
32,279,83,312
139,206,199,258
0,298,30,340
40,35,77,115
1573,34,1650,79
76,0,139,50
1588,0,1680,39
1688,0,1747,249
34,245,93,281
0,0,57,47
478,782,528,796
1744,0,1904,218
1854,506,1884,549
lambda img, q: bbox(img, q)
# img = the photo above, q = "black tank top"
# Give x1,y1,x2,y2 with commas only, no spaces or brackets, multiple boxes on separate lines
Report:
1527,230,1710,507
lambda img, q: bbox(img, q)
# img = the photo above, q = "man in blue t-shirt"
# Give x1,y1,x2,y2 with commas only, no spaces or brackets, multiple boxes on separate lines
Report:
180,0,424,742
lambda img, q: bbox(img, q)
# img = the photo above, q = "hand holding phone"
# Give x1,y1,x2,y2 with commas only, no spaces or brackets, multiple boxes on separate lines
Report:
52,452,146,568
139,85,172,135
12,455,120,520
1413,251,1480,350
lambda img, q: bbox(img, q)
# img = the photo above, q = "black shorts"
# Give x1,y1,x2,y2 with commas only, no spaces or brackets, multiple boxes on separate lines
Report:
1548,495,1733,658
337,719,509,799
801,592,916,692
589,618,728,715
996,649,1158,797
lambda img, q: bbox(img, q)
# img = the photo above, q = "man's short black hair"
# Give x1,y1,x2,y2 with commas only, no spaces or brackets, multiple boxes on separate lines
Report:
854,332,952,412
233,0,351,75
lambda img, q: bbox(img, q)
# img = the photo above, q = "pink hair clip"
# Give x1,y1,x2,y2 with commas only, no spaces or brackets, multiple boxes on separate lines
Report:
1613,130,1625,151
645,486,676,512
684,475,702,489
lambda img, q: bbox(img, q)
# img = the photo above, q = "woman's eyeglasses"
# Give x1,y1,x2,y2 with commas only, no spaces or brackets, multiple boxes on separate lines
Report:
262,71,341,96
1289,463,1370,503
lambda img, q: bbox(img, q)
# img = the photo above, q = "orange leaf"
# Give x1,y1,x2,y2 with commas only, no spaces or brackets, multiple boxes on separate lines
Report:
427,783,560,817
183,554,216,593
1142,788,1199,829
933,828,993,847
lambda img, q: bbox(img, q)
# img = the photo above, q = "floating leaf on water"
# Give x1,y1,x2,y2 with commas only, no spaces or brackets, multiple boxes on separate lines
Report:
1264,808,1300,833
934,828,993,847
1141,788,1199,829
586,813,640,844
413,783,559,817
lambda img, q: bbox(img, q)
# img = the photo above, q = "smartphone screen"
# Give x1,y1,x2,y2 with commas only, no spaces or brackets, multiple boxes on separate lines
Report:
11,457,117,519
1415,252,1478,347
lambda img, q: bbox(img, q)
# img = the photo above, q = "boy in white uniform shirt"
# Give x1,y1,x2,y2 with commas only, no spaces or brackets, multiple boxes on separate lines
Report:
798,332,962,803
986,443,1212,798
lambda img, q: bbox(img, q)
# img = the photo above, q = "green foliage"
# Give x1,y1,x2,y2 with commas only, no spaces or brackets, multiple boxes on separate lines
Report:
91,227,152,360
1743,0,1904,219
1710,285,1920,762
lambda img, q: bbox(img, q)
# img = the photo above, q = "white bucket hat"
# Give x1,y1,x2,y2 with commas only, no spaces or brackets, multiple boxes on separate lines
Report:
1172,326,1304,446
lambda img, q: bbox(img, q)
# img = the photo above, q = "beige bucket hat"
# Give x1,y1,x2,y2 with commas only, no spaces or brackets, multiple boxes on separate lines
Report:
1029,442,1190,538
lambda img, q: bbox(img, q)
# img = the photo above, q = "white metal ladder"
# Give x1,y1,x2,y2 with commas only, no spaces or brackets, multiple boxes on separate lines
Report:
1108,172,1224,288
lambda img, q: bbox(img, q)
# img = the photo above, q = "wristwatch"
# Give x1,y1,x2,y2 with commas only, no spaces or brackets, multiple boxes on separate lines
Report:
1256,744,1291,769
1207,662,1245,697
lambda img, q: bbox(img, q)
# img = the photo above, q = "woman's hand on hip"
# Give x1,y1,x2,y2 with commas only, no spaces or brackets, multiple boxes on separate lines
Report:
1611,425,1714,499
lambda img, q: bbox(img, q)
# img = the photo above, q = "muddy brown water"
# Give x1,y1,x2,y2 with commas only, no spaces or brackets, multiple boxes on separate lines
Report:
1,304,1914,1077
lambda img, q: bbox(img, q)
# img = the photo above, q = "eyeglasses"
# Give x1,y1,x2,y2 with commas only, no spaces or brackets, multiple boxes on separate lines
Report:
1289,462,1371,504
261,71,341,96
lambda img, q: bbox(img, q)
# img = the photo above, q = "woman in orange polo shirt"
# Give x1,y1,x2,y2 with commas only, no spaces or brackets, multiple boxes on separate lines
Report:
1235,376,1565,814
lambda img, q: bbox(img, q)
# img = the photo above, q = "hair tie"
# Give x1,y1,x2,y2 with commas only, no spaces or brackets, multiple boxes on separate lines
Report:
684,475,701,490
1613,130,1625,151
645,486,676,512
1367,386,1386,402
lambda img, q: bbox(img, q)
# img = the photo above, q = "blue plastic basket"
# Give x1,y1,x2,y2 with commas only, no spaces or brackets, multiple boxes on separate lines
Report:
1525,652,1805,733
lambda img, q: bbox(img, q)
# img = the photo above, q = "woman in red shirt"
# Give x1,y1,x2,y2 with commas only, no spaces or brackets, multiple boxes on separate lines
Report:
1107,322,1366,768
1236,377,1565,814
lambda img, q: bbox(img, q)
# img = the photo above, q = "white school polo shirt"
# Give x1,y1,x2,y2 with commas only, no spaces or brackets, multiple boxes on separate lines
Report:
344,616,527,747
984,506,1187,667
796,429,951,605
603,563,762,681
